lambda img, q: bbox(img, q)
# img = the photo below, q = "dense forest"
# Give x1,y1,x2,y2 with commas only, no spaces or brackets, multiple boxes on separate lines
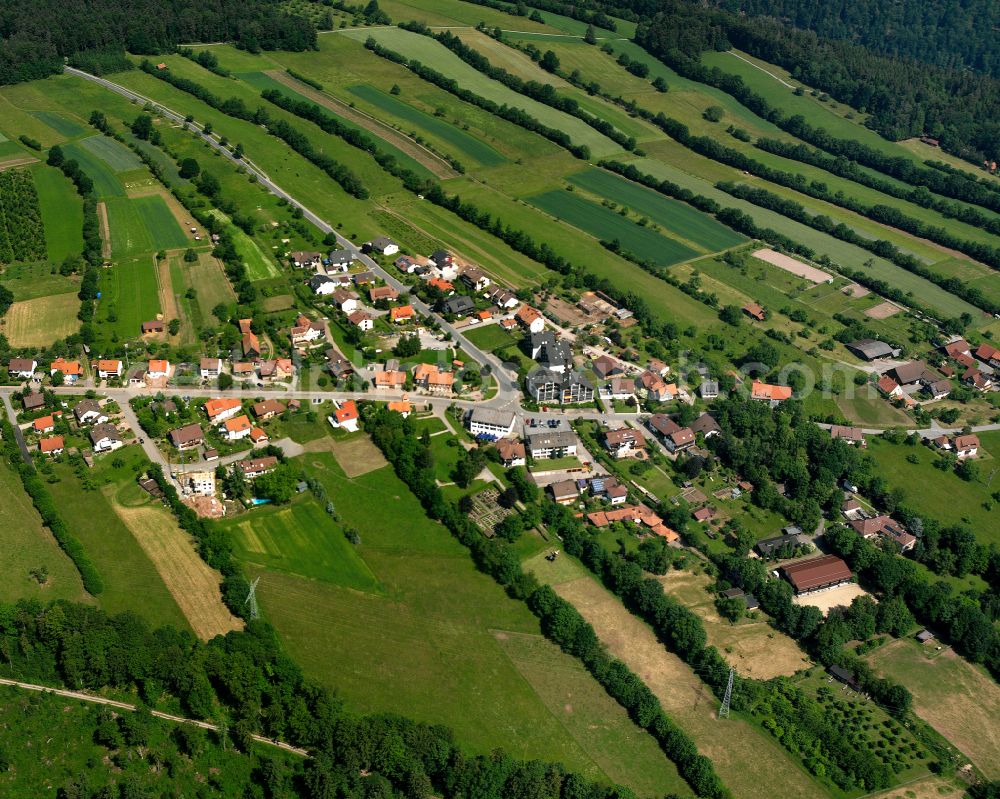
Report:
0,0,315,85
710,0,1000,78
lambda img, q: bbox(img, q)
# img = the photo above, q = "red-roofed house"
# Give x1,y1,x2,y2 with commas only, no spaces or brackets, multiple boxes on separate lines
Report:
204,398,243,422
39,435,64,455
750,381,792,404
50,358,82,383
328,400,359,432
877,374,902,398
515,305,545,334
33,415,56,434
390,305,415,324
97,359,123,379
220,415,252,440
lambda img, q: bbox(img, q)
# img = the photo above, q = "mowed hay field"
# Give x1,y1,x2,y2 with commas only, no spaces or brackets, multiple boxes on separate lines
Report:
658,569,809,679
110,493,243,640
132,194,189,250
0,459,89,605
3,292,80,347
246,452,682,792
525,552,823,799
868,640,1000,778
96,258,160,339
30,163,84,261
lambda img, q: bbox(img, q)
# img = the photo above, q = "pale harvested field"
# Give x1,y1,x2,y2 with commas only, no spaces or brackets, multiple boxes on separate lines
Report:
792,582,871,615
155,259,176,337
752,248,829,283
868,640,1000,778
3,293,80,347
109,498,243,640
552,573,822,799
0,155,39,171
866,774,964,799
659,570,808,679
327,435,388,477
866,300,903,319
97,201,111,258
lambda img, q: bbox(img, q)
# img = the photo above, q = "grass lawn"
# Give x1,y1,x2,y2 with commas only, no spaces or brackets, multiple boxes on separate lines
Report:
410,414,447,436
208,210,281,280
0,459,89,605
244,451,680,792
220,496,380,590
348,83,506,167
340,28,623,157
864,437,999,547
428,432,464,482
105,196,154,257
1,261,78,301
531,455,582,471
459,322,516,351
78,134,144,172
95,258,161,340
132,194,189,250
31,162,84,261
47,457,189,631
528,188,700,267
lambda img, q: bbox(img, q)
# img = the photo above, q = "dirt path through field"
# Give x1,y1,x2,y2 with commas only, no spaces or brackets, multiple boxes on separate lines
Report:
96,201,111,258
107,495,243,640
155,258,178,337
554,575,820,799
266,71,457,179
0,155,39,171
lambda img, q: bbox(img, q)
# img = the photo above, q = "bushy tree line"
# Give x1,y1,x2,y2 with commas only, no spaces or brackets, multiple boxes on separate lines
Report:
456,0,618,32
0,0,314,86
138,60,369,198
0,417,103,594
363,37,592,159
260,88,428,193
717,181,1000,316
399,21,637,151
542,502,905,792
0,599,643,799
66,47,135,76
176,46,230,77
0,168,46,263
365,406,729,799
755,137,1000,239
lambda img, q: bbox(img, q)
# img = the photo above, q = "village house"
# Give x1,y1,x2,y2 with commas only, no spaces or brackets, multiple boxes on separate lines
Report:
146,359,172,381
440,295,475,316
363,236,399,256
496,438,526,467
200,358,223,379
603,427,647,459
241,331,260,360
468,408,516,438
204,398,243,423
692,506,715,523
33,415,56,434
90,423,124,453
250,427,268,445
291,315,325,346
374,369,406,390
413,363,454,396
428,277,455,294
526,430,577,460
841,498,865,521
185,471,216,497
877,374,903,398
327,248,354,270
310,275,338,296
850,515,917,552
22,392,45,411
515,305,545,334
690,412,721,439
528,332,572,372
600,376,636,401
39,435,65,456
699,380,719,400
352,271,376,287
169,423,204,450
231,362,255,381
750,380,793,405
347,310,373,331
755,531,804,558
647,414,695,452
50,358,82,383
647,358,670,377
942,339,971,359
390,304,416,324
549,479,580,505
73,399,107,426
387,400,412,417
236,456,278,479
637,370,676,402
889,361,935,388
330,288,358,314
742,302,766,322
369,285,399,303
460,266,490,291
220,414,253,441
328,400,360,433
290,251,322,268
141,320,164,335
829,425,866,447
487,287,519,309
258,359,293,382
963,367,993,391
927,379,952,400
394,255,418,273
592,355,624,379
252,399,285,421
525,369,594,405
97,359,123,380
975,342,1000,368
8,358,38,379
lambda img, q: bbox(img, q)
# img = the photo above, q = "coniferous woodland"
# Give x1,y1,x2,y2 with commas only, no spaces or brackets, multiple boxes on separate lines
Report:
0,0,315,84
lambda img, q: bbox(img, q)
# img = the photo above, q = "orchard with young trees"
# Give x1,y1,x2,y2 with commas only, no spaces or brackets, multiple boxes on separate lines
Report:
0,168,46,264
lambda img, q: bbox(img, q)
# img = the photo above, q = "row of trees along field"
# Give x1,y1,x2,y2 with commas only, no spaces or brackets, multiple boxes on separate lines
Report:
0,0,315,85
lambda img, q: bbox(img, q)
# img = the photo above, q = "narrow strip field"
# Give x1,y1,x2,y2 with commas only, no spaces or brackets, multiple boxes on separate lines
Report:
78,134,144,172
111,499,243,640
528,189,699,266
347,83,506,166
61,141,126,198
132,194,189,250
31,163,84,261
105,196,154,257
